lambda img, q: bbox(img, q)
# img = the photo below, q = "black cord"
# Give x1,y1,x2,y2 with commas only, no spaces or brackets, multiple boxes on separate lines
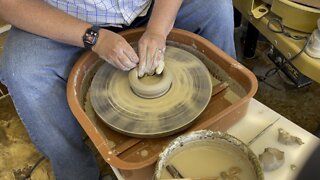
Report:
256,75,282,90
25,156,46,179
267,18,307,40
256,18,310,90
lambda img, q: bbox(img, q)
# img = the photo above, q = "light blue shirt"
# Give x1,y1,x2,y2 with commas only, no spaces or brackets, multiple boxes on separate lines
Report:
44,0,152,26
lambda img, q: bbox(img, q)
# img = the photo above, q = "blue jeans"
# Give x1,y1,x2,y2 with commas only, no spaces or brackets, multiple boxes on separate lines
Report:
0,0,235,179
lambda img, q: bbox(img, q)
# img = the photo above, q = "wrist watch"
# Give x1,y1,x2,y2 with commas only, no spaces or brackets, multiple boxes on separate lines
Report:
82,25,100,50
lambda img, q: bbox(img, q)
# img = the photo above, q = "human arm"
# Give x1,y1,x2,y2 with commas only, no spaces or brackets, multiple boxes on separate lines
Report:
0,0,138,70
138,0,183,77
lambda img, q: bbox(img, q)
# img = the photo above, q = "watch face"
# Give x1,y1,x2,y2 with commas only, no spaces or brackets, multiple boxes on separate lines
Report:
83,26,100,49
84,31,98,45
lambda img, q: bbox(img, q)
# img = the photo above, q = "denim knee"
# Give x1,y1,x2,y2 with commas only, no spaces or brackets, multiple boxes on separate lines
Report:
0,27,85,150
175,0,236,58
205,0,234,30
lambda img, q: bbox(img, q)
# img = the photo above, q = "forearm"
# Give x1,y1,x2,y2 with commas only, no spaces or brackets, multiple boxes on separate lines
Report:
146,0,183,37
0,0,91,48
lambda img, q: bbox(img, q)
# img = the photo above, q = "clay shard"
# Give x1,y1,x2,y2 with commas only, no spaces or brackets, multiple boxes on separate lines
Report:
259,147,285,171
278,128,304,145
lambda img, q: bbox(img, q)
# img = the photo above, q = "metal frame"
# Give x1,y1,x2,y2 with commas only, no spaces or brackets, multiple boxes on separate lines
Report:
234,0,320,84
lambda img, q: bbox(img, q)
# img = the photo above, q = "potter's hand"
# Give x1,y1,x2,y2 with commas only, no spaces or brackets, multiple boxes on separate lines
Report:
92,29,139,71
138,30,166,77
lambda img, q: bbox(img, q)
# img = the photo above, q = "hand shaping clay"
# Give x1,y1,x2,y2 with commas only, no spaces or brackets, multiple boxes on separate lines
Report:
89,46,212,138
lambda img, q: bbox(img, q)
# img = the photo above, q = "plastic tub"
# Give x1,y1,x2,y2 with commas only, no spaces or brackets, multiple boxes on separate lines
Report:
67,28,258,179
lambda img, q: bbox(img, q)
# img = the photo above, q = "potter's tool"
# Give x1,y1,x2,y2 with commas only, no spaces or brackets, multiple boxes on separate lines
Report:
248,117,280,146
166,165,184,178
166,164,220,180
90,46,212,138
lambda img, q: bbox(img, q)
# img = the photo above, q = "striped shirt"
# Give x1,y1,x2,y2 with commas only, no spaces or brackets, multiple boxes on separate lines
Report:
44,0,152,26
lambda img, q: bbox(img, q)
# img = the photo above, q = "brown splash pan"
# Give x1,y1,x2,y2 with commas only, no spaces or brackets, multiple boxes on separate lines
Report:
67,28,258,171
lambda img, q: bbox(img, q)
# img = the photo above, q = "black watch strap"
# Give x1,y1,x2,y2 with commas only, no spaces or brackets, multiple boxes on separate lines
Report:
82,25,100,50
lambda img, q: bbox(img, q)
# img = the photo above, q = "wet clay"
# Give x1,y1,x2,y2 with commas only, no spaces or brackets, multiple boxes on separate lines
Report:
259,147,285,172
278,128,304,145
138,74,162,85
128,66,173,99
90,46,212,138
159,140,257,179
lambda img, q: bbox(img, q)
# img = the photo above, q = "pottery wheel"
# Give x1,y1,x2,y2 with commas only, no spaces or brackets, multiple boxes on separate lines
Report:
90,46,212,138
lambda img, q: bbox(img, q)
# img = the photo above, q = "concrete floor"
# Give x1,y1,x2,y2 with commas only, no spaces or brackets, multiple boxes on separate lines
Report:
0,95,54,179
0,95,115,179
1,26,320,179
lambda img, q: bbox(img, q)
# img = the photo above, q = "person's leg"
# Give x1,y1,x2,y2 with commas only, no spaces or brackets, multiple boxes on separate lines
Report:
0,27,99,180
174,0,236,59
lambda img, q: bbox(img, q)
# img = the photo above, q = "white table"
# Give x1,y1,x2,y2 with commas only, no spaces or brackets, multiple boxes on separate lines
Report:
228,98,320,180
112,98,320,179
